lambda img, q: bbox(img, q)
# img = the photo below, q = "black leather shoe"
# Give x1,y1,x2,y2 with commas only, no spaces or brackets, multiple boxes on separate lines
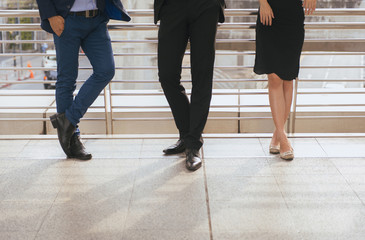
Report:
50,113,75,157
163,139,186,155
185,148,202,171
69,134,92,160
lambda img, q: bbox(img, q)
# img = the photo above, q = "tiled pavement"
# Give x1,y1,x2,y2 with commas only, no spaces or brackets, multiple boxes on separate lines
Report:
1,137,365,240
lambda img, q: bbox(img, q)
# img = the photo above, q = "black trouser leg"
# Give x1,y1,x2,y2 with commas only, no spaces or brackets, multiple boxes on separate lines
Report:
185,5,219,149
158,6,190,140
158,2,220,149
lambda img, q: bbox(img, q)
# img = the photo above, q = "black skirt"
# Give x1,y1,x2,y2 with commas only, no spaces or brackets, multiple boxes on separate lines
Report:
254,0,305,81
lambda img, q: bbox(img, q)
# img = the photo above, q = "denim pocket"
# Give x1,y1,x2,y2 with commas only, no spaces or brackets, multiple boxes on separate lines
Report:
59,17,68,38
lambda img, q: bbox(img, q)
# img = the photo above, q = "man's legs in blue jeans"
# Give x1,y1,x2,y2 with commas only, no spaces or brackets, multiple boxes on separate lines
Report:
52,13,114,159
54,14,114,126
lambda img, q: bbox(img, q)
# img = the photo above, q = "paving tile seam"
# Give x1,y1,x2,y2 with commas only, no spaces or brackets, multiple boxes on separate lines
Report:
12,139,31,159
271,169,292,209
258,138,270,157
121,141,146,239
32,201,57,240
322,153,365,207
331,163,365,207
202,146,214,240
314,138,329,158
203,156,274,159
32,168,72,240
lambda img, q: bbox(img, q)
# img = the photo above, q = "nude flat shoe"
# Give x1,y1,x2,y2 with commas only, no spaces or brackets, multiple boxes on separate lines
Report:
269,145,280,154
280,148,294,160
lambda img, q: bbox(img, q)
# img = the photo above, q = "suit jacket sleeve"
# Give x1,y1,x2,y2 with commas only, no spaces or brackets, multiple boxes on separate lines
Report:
105,0,131,22
154,0,225,24
36,0,58,20
154,0,164,24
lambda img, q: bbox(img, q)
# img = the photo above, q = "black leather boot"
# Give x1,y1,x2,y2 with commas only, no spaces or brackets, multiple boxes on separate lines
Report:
69,133,92,160
50,113,75,157
185,148,202,171
163,139,186,155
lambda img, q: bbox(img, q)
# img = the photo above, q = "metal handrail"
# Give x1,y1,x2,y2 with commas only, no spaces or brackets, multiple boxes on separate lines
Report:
2,38,365,44
1,9,365,17
1,64,364,71
2,78,364,85
1,89,364,96
2,22,365,31
2,51,365,55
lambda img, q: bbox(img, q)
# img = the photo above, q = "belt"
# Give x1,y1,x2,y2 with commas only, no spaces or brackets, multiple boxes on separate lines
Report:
68,9,99,18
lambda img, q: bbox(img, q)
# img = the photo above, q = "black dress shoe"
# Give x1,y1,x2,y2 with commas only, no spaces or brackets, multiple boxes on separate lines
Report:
185,148,202,171
163,139,186,155
69,134,92,160
50,113,75,157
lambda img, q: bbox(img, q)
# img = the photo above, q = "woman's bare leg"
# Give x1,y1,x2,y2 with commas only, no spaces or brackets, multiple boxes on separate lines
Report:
268,73,292,153
283,80,293,122
272,80,293,144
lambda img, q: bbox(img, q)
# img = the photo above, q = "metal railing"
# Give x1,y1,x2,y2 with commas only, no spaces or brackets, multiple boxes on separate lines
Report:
0,9,364,135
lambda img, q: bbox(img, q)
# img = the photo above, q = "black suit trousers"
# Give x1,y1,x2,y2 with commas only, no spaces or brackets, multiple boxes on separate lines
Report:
158,1,220,150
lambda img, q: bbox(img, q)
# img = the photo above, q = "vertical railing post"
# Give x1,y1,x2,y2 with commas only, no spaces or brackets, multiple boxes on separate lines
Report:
108,83,114,134
103,87,110,134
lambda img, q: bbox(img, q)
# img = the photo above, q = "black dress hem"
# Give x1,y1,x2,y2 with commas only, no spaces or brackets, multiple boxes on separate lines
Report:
253,69,296,81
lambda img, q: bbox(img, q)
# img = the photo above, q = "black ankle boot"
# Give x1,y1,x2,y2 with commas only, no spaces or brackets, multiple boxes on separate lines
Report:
50,113,75,157
185,148,202,171
69,134,92,160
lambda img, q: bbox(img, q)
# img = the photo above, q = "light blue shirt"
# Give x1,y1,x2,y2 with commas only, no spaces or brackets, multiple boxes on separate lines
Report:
70,0,98,12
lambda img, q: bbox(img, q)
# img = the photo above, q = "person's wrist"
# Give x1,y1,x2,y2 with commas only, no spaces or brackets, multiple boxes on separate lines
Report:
48,15,59,21
259,0,268,6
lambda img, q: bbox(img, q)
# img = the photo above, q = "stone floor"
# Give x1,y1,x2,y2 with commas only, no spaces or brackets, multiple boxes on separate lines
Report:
1,137,365,240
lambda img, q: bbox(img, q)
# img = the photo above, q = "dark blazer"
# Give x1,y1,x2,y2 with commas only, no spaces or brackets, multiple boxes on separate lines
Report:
36,0,131,34
154,0,226,24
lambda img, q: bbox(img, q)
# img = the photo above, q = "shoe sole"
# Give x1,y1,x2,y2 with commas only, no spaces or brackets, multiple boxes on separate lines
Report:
280,155,294,161
162,147,185,155
67,155,92,160
269,149,280,154
163,148,186,155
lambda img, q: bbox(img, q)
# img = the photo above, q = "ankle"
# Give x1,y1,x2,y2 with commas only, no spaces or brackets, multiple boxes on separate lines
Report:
276,131,286,140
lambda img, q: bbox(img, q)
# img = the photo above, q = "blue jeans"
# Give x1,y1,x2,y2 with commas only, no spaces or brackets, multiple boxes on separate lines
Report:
53,13,115,126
